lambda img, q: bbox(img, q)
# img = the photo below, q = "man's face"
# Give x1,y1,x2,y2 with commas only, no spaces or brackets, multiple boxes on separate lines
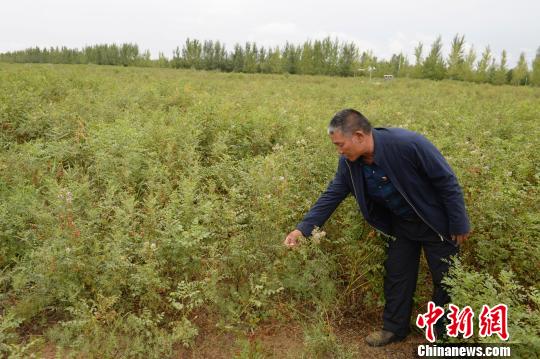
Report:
329,130,364,161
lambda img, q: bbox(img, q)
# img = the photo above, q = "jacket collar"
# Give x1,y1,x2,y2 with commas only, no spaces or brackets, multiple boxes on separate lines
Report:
354,128,385,166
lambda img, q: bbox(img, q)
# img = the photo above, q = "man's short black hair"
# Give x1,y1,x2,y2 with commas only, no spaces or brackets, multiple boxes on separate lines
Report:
328,109,372,135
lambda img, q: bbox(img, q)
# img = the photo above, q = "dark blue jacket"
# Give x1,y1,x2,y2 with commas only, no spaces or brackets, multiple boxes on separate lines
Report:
296,128,470,239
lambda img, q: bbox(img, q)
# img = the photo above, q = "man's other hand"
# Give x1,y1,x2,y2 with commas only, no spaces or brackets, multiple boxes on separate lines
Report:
451,232,470,246
284,229,303,248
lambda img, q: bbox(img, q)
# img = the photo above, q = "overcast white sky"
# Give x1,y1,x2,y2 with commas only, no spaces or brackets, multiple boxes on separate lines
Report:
1,0,539,66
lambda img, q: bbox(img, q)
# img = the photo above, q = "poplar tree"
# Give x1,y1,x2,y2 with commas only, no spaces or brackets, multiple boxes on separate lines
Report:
182,39,202,69
157,52,169,68
299,40,315,75
462,46,476,82
312,40,324,74
321,37,339,75
266,46,282,74
447,34,466,80
140,50,152,67
201,40,215,70
282,42,301,74
120,43,139,66
531,47,540,86
487,58,497,83
491,50,509,85
389,53,407,76
257,46,267,73
511,52,529,85
422,36,446,80
213,41,228,71
338,42,359,76
413,42,423,78
243,42,258,73
171,47,182,69
231,44,244,72
476,46,492,83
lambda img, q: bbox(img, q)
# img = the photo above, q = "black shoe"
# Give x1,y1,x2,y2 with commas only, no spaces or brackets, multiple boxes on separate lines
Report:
365,330,405,347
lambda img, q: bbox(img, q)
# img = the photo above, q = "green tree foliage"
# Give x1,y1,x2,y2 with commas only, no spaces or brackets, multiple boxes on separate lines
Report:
282,42,301,74
462,46,477,82
447,34,466,80
257,46,267,73
414,42,423,66
321,37,339,75
120,43,140,66
413,42,424,78
85,44,140,66
0,44,143,66
299,40,315,75
422,36,446,80
231,44,245,72
491,50,509,85
181,38,202,69
389,53,407,77
263,46,282,74
1,38,538,86
487,58,498,83
337,42,359,76
530,47,540,86
312,40,325,74
171,47,182,69
476,46,492,83
139,50,152,67
358,50,377,78
157,52,169,68
243,42,259,73
511,52,529,85
201,40,216,70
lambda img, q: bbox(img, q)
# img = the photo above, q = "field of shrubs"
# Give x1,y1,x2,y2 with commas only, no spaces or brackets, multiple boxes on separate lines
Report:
0,63,538,357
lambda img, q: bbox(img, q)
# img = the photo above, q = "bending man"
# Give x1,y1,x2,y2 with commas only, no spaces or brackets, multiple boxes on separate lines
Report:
284,109,470,346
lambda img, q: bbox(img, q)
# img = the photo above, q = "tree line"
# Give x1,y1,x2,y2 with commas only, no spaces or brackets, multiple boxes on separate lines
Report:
1,36,539,86
0,44,151,67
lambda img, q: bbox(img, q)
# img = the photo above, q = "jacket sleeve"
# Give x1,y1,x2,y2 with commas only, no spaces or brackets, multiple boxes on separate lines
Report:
296,160,351,236
413,135,470,235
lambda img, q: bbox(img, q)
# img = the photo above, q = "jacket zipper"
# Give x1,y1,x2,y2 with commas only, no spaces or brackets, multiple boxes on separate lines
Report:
394,186,446,242
346,159,455,245
391,182,458,246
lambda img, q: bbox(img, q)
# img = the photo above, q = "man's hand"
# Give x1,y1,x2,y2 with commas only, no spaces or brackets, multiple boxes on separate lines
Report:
284,229,303,248
451,232,470,246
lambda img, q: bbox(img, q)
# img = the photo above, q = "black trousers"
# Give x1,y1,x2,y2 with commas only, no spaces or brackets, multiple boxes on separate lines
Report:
382,214,459,337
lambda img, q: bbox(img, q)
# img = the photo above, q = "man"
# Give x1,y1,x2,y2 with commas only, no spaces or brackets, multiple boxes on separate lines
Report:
284,109,470,346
